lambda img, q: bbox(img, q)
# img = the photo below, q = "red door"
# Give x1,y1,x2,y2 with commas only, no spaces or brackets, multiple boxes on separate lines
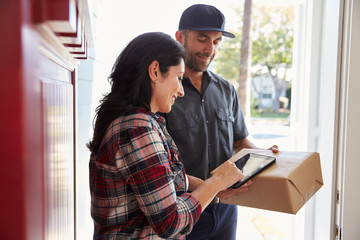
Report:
0,0,89,239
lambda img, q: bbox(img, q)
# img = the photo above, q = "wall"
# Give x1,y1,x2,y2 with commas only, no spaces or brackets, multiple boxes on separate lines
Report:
75,0,111,238
76,48,95,239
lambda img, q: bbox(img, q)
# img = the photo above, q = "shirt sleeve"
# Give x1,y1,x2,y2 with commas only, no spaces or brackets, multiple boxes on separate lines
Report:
119,123,201,238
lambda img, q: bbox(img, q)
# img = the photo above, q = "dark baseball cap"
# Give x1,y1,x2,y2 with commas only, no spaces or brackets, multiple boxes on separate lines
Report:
178,4,235,38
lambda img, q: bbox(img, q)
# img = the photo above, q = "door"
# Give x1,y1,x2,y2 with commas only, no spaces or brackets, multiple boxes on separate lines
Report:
0,0,90,239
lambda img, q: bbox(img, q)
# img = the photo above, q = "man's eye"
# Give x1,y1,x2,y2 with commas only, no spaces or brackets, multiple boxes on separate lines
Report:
214,40,222,46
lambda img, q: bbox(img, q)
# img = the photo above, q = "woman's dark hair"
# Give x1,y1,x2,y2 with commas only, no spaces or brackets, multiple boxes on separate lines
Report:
87,32,185,153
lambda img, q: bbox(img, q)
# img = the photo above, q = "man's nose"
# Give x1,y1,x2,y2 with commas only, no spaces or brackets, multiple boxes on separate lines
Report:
204,42,216,55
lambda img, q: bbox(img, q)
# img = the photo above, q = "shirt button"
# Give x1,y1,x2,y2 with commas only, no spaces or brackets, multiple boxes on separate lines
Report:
201,99,204,103
205,120,209,124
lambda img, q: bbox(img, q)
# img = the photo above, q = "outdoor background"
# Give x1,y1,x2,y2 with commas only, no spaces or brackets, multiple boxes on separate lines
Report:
82,0,303,239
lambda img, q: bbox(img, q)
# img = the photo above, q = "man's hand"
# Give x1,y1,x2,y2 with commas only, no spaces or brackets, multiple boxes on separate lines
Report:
269,145,279,153
233,138,279,154
216,180,253,200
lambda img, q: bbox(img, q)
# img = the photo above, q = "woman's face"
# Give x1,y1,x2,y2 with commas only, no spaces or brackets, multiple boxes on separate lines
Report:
150,59,185,113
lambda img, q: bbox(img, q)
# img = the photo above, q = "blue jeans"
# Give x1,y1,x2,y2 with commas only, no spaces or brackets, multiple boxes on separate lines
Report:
186,203,238,240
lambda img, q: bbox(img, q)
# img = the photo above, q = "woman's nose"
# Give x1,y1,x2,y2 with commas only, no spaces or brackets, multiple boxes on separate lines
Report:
178,82,185,97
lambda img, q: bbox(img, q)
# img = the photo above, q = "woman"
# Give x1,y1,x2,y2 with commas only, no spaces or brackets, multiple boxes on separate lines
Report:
88,32,243,239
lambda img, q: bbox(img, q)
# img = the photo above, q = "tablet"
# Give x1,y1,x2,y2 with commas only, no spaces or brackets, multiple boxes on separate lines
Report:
230,153,276,189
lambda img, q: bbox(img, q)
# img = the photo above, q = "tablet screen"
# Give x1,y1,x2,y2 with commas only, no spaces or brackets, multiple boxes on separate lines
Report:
230,153,276,188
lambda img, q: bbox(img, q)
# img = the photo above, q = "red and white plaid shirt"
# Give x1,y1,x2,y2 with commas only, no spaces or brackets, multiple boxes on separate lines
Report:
89,108,201,239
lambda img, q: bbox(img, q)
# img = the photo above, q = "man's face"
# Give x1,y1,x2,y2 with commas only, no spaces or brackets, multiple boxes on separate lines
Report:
182,30,223,72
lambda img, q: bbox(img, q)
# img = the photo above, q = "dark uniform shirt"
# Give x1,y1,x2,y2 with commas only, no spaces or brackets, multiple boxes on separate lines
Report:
165,71,248,180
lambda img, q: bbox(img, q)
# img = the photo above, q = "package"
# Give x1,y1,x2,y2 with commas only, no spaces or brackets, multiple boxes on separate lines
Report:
220,148,323,214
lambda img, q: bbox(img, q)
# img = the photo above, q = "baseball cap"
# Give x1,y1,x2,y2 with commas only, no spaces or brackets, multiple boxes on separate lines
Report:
178,4,235,38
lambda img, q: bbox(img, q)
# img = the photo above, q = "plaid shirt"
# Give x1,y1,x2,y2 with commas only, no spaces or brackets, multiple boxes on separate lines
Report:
89,108,201,239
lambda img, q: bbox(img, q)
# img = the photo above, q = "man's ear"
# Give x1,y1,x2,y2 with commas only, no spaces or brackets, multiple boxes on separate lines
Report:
175,31,185,46
148,60,160,83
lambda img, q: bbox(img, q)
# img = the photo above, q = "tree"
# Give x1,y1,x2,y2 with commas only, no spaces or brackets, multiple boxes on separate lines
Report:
213,6,242,86
213,35,241,86
214,4,294,114
251,5,293,112
238,0,252,118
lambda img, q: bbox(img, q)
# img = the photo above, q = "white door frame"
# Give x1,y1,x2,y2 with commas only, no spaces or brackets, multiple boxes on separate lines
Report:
292,0,343,239
334,0,360,239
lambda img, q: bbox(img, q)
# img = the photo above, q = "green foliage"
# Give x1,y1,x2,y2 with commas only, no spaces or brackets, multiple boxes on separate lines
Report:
214,3,294,86
213,6,243,86
251,111,290,119
215,36,242,85
251,5,294,77
214,3,294,117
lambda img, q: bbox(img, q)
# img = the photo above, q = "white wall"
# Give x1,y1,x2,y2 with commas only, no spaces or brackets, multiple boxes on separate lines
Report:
75,0,111,239
76,48,95,240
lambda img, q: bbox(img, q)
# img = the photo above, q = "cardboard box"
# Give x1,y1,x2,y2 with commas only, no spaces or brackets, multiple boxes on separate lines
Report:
220,148,323,214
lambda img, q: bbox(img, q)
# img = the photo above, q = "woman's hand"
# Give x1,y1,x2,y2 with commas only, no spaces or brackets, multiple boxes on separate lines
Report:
211,160,244,191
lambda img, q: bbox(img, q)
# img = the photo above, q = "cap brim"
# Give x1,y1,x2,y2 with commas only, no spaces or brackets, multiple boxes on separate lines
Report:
181,27,235,38
222,31,236,38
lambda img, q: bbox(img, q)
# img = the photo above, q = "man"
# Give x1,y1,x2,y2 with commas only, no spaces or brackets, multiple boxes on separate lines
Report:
165,4,278,240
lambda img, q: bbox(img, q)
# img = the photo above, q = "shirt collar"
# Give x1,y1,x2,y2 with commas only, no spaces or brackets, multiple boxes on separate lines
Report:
183,70,218,84
134,107,165,125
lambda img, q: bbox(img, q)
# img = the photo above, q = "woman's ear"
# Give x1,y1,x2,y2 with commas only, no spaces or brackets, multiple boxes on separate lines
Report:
148,60,160,83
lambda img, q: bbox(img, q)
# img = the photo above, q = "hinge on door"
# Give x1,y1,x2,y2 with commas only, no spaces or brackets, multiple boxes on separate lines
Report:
335,224,341,240
336,189,340,204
